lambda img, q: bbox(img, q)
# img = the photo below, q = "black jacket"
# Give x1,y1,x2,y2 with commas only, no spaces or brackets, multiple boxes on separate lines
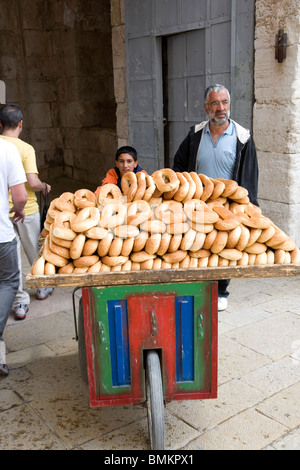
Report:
173,120,259,205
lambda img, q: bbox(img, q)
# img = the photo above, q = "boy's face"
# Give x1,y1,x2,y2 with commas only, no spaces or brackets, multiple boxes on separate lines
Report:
115,153,138,176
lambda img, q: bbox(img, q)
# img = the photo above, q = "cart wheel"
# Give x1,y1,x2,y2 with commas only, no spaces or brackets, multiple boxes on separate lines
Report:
145,350,165,450
78,297,88,384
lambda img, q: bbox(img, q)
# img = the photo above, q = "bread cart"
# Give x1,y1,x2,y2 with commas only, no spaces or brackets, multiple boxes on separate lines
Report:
26,263,300,450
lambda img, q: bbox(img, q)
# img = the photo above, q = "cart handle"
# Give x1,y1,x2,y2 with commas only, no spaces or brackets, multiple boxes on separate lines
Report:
72,286,82,341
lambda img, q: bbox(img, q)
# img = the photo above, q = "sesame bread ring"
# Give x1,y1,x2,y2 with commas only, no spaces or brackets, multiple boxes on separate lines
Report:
48,199,62,219
156,232,172,256
121,172,137,202
87,260,102,273
121,238,134,257
43,236,69,267
121,260,132,271
84,226,108,240
208,254,219,267
154,200,186,224
244,242,267,254
31,256,46,275
189,256,198,268
70,233,86,260
274,249,286,264
161,261,172,269
142,175,156,202
162,250,187,264
114,224,140,239
82,239,99,256
219,249,243,261
203,229,218,250
97,184,122,206
73,255,100,268
99,201,126,229
255,252,268,265
190,172,203,199
291,246,300,264
218,257,230,267
266,250,275,265
189,222,215,233
145,233,162,255
52,211,77,241
140,219,166,234
132,230,148,252
237,205,272,230
164,172,187,200
235,225,250,251
246,228,263,247
213,205,240,231
210,231,228,254
131,262,141,271
166,222,189,235
55,192,76,213
58,261,75,274
190,249,211,259
180,228,196,251
229,186,249,201
101,255,129,267
73,267,89,273
49,224,72,248
130,251,156,263
49,237,70,259
108,237,123,257
210,179,226,200
226,226,242,249
133,172,147,201
100,263,111,272
179,255,190,268
97,231,114,257
140,259,155,270
237,252,249,266
198,256,209,267
71,207,100,232
74,189,96,208
272,238,296,251
153,258,162,270
44,262,56,275
127,200,151,226
215,178,238,197
168,233,182,253
182,172,196,202
199,174,214,201
265,225,288,247
189,231,206,251
184,199,219,224
256,225,276,244
152,168,179,193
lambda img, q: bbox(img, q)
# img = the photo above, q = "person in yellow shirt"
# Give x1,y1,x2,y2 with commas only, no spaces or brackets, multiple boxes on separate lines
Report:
0,104,53,320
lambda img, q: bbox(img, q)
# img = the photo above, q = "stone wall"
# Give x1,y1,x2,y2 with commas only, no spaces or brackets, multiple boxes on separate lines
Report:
254,0,300,245
0,0,117,186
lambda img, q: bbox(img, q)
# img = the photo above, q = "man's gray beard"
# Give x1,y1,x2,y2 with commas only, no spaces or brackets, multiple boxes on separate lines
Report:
211,110,230,126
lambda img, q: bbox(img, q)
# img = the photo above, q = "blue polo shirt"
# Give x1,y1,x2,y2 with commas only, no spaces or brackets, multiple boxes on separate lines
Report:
196,120,236,179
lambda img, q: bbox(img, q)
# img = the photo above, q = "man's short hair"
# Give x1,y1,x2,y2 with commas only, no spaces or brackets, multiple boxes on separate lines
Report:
204,84,230,103
0,104,23,129
115,146,138,161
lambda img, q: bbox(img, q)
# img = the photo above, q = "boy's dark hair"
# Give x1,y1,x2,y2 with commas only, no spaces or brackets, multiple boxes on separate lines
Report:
0,104,23,129
115,146,138,162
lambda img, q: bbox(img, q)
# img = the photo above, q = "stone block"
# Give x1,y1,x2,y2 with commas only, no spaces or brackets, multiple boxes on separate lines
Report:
27,103,53,128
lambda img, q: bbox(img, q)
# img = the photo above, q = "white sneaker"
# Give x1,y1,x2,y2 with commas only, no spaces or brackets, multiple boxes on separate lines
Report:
36,288,54,300
218,297,228,311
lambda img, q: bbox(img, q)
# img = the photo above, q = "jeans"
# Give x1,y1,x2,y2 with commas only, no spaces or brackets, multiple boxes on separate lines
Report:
0,238,19,341
218,279,230,298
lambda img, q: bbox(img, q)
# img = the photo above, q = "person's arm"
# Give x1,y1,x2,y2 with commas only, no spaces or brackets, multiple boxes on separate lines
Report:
26,173,51,196
10,183,27,223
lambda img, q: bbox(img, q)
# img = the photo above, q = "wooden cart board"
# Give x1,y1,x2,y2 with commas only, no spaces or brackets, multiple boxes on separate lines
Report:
26,263,300,289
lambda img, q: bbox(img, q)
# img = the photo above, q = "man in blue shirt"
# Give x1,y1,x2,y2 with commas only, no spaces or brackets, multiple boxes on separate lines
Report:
173,84,259,311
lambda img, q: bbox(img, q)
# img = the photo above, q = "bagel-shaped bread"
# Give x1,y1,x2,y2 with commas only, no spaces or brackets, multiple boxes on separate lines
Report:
153,258,162,270
181,172,196,202
49,224,72,248
255,252,268,265
121,172,137,202
152,168,179,193
49,237,70,259
229,186,249,202
142,175,156,202
190,172,203,199
48,199,62,219
127,200,151,226
145,233,162,255
166,221,189,235
291,246,300,264
164,172,188,201
235,224,250,251
108,237,123,257
213,205,240,231
31,256,46,275
44,262,56,275
73,267,89,273
132,230,148,252
71,207,100,232
154,200,186,224
184,199,219,224
226,225,242,249
97,231,114,257
189,249,211,259
73,255,100,268
43,236,69,267
210,179,226,200
140,259,155,270
208,254,219,267
82,238,99,256
52,211,77,241
218,257,230,267
121,238,135,257
130,251,156,262
203,229,218,250
168,233,182,253
244,242,267,254
179,254,190,268
140,219,166,234
99,201,126,229
162,250,187,264
246,228,263,247
114,224,140,239
70,233,86,260
199,174,214,201
121,260,132,271
189,231,206,252
237,205,272,230
133,172,147,201
271,238,296,252
274,249,286,264
266,249,275,265
256,225,276,244
87,260,102,273
97,184,122,206
237,252,249,266
218,249,243,261
101,255,129,267
55,192,76,213
189,222,215,233
180,228,196,251
265,225,288,247
156,232,172,256
131,262,141,271
210,231,228,254
74,189,96,209
215,178,238,197
84,226,109,240
198,256,209,267
58,261,75,274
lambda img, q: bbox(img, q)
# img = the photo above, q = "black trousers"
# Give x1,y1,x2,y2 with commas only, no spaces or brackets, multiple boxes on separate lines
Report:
218,279,230,298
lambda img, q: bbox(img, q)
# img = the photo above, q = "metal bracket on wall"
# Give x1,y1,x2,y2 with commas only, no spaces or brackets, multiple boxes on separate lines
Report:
275,29,287,63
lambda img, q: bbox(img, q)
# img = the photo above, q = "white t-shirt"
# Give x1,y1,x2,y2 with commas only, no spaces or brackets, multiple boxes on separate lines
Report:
0,139,27,242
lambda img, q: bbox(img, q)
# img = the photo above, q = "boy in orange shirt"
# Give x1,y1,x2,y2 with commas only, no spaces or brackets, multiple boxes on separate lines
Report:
95,146,147,195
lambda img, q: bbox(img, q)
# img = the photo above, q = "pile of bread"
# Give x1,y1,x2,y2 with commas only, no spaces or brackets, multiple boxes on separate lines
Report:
31,169,300,275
